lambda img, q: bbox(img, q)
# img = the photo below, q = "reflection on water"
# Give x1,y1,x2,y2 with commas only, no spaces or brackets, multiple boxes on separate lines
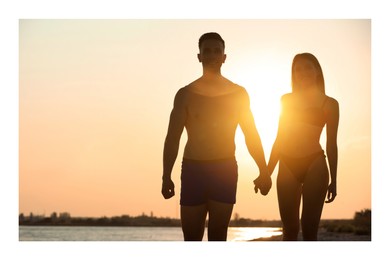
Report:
227,227,282,241
19,226,282,241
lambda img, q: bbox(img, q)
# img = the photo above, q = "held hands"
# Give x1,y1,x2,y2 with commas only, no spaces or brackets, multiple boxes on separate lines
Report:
253,173,272,196
161,178,175,199
325,182,337,203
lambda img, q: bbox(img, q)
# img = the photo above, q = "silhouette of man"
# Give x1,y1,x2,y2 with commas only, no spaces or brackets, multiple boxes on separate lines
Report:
161,32,271,241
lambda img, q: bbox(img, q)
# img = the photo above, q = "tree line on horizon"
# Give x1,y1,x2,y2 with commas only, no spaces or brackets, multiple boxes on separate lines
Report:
19,208,371,233
19,211,281,227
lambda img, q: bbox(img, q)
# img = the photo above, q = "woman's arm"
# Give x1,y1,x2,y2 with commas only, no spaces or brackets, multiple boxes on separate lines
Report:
267,95,286,175
325,97,340,203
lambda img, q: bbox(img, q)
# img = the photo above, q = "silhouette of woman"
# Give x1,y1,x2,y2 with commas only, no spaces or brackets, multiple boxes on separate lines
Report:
256,53,339,240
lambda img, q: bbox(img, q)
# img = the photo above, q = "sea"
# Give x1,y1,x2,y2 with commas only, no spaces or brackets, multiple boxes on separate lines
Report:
19,226,282,242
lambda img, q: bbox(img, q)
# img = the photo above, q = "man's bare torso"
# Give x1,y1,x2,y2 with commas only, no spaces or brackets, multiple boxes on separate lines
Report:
179,79,247,160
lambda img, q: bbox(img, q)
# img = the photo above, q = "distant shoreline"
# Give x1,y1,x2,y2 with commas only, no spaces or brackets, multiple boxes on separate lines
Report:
19,209,371,241
19,218,371,241
19,212,283,227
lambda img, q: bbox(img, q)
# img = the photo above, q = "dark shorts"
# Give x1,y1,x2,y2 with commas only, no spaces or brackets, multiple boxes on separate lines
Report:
180,157,238,206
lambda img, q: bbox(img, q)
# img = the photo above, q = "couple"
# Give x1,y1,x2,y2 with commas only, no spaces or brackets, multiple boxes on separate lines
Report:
161,32,339,241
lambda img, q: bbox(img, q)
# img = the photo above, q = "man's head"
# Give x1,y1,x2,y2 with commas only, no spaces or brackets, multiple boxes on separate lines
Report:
197,32,226,72
198,32,225,50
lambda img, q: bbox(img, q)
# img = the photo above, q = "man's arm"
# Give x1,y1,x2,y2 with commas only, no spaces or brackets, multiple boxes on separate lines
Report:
238,90,271,195
162,88,187,199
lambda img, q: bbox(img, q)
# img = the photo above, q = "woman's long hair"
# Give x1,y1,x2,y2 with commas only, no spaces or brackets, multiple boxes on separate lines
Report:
291,53,325,94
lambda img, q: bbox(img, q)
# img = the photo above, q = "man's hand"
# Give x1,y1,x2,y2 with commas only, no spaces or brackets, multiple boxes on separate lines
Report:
162,178,175,199
253,174,272,196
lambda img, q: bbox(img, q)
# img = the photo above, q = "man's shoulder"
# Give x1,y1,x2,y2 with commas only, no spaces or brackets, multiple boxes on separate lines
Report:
233,84,247,93
178,78,247,97
280,93,293,102
219,78,245,94
223,77,244,89
174,86,190,99
179,81,199,94
232,84,249,99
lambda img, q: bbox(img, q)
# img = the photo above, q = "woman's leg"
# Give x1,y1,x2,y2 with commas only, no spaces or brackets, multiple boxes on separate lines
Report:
277,161,303,241
301,155,329,241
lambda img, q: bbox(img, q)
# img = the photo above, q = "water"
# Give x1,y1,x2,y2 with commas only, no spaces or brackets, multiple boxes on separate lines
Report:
19,226,282,241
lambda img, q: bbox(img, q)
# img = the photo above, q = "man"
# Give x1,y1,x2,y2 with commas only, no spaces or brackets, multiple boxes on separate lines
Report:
161,32,271,241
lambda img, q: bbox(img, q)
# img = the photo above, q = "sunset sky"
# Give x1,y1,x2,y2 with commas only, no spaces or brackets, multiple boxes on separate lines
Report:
2,0,390,259
18,19,371,221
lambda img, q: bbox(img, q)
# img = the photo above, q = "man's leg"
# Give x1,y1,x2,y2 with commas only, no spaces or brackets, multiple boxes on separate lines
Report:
207,200,234,241
180,204,208,241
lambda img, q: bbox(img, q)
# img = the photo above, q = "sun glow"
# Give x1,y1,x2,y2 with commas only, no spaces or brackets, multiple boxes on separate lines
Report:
229,57,291,161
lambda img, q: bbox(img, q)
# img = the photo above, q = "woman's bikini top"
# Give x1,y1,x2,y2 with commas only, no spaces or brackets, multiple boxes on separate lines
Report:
285,97,329,128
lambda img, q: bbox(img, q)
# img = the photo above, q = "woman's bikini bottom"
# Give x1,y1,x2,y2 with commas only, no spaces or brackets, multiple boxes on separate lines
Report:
280,150,326,183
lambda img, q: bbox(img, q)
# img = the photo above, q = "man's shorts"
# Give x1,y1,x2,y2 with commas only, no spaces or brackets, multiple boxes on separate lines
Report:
180,157,238,206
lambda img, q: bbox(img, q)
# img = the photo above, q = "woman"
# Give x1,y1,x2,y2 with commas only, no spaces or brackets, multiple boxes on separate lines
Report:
255,53,339,240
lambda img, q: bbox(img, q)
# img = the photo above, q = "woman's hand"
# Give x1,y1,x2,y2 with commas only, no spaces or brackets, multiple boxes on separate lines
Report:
325,182,337,203
253,174,272,196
